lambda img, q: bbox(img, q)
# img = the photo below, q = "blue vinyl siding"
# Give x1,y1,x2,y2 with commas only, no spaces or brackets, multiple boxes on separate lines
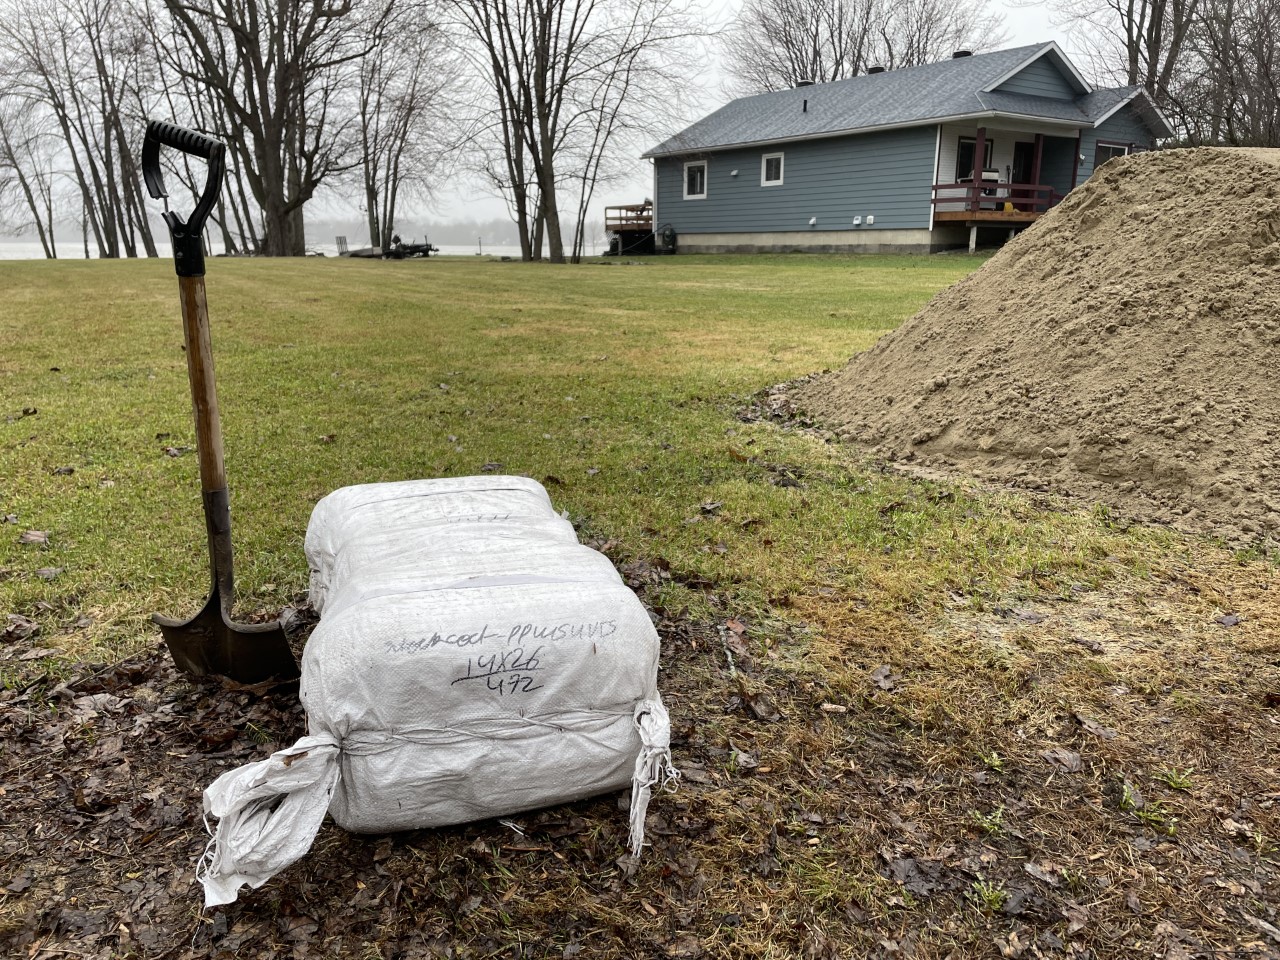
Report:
994,57,1078,99
1079,103,1155,180
1039,135,1079,196
654,126,938,234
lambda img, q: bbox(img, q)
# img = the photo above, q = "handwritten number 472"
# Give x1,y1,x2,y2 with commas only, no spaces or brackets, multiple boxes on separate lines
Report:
487,674,541,695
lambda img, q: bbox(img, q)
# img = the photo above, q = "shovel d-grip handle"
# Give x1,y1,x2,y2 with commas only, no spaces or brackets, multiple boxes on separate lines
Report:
143,120,226,277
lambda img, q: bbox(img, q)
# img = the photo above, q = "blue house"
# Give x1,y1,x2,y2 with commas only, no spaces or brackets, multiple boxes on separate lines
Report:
641,43,1172,254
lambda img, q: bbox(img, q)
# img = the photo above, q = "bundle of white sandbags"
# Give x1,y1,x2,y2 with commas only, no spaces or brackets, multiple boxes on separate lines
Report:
198,476,676,907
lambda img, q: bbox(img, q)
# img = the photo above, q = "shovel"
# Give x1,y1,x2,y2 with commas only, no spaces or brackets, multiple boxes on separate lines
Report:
143,120,299,683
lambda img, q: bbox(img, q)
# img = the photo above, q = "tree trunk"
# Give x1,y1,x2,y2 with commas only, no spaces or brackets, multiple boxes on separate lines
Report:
366,182,381,248
536,150,565,262
531,197,545,260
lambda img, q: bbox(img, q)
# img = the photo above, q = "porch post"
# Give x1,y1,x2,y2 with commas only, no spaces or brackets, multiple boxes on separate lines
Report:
972,127,987,212
1070,134,1082,190
969,225,978,254
1031,134,1044,208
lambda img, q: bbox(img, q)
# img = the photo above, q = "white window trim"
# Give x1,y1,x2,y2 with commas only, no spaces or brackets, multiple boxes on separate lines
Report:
1095,140,1131,156
1093,141,1131,171
761,152,784,186
683,160,707,200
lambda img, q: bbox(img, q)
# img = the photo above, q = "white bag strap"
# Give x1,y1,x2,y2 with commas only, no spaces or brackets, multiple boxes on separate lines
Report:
197,735,341,908
628,699,679,856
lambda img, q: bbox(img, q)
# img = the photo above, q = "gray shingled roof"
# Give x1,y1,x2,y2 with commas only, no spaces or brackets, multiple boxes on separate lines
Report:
644,44,1165,157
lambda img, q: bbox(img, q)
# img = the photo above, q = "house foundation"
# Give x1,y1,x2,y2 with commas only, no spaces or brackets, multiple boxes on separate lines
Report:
675,229,940,254
670,227,1023,254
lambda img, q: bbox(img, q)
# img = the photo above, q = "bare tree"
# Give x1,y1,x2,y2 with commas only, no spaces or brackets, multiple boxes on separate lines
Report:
1042,0,1200,104
451,0,701,263
449,0,554,259
73,0,159,257
721,0,878,93
562,0,699,261
875,0,1006,70
1171,0,1280,144
722,0,1002,94
3,0,470,259
160,0,391,255
355,5,459,249
0,0,159,257
0,92,59,255
1042,0,1280,145
141,6,262,254
475,138,540,260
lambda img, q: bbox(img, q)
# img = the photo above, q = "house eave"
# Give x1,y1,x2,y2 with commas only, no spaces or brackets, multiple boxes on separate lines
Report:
1090,88,1176,138
642,111,1085,159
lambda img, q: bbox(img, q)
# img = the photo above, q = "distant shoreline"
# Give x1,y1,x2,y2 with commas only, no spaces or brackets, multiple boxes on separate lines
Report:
0,241,529,261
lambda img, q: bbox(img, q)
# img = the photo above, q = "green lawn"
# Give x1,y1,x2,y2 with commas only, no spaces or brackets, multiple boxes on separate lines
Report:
1,252,997,660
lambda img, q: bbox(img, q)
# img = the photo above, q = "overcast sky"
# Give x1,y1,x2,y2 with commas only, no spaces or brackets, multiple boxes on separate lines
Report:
401,1,1077,228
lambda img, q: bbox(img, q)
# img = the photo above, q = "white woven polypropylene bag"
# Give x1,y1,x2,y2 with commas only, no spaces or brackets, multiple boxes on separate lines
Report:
197,477,676,907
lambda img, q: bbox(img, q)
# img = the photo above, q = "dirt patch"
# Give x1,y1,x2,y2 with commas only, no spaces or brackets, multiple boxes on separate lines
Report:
3,545,1278,959
794,147,1280,546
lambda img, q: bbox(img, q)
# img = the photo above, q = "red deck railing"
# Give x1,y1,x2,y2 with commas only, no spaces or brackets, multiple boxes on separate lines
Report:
931,181,1062,215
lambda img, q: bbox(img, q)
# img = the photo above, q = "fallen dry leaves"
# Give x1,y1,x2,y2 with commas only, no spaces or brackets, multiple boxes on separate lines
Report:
0,537,1277,958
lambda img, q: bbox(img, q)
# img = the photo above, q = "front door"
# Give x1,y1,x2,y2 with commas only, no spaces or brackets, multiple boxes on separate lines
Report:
1012,141,1036,209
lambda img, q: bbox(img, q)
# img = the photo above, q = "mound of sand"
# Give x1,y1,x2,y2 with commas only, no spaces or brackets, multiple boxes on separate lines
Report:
795,147,1280,544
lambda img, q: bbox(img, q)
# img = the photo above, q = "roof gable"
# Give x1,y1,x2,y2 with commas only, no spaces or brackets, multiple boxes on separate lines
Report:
983,43,1091,97
990,51,1088,100
1081,86,1176,138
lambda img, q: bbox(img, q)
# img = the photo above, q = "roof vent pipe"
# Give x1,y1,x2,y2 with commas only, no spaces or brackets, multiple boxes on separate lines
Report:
952,50,972,58
795,78,815,87
803,98,808,112
867,66,885,74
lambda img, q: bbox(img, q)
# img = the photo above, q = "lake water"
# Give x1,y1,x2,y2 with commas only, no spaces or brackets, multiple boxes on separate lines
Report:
0,240,528,260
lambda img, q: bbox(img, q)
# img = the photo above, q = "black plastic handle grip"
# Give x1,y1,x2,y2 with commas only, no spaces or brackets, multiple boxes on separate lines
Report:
147,120,222,161
142,119,226,277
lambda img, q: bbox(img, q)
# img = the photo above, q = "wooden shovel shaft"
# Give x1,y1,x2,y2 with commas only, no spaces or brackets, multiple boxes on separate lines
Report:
178,273,235,603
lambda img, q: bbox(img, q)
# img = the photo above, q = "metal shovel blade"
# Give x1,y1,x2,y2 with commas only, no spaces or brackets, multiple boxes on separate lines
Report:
154,586,299,684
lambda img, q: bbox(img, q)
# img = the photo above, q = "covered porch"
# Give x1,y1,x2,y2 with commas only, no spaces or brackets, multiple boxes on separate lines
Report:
931,184,1058,253
931,123,1079,252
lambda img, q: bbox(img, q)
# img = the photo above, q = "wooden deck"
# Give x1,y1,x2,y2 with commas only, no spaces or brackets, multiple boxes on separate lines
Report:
933,209,1043,224
604,202,656,255
604,202,653,234
932,181,1062,251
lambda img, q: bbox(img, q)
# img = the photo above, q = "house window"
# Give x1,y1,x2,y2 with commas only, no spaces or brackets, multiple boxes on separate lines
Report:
955,137,994,180
684,161,707,199
761,152,784,186
1094,142,1129,168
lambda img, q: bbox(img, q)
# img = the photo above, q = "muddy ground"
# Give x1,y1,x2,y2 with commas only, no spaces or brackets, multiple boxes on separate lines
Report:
2,538,1278,959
